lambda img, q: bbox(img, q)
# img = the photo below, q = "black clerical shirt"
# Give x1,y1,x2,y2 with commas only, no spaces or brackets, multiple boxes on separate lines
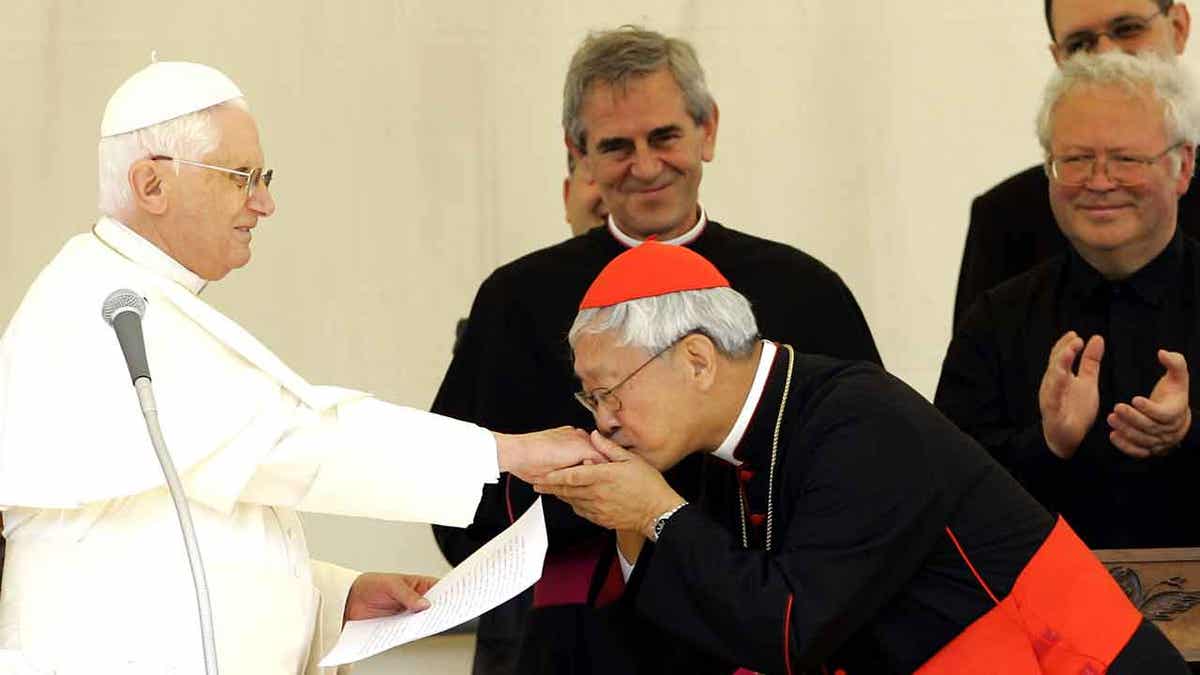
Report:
936,230,1200,549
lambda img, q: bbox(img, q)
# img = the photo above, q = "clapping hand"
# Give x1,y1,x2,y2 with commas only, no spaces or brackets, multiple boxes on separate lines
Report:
1107,350,1191,458
1039,331,1104,459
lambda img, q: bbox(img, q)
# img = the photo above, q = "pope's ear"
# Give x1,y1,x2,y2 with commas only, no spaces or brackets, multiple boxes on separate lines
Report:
129,159,167,215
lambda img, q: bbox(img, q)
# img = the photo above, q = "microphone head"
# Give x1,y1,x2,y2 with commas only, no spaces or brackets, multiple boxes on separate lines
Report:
101,289,147,326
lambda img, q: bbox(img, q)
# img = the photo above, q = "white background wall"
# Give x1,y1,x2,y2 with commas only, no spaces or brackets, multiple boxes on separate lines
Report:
6,1,1196,670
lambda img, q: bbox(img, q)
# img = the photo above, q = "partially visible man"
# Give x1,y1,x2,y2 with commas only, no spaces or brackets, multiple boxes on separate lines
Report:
0,60,599,674
536,241,1187,674
564,151,608,236
937,52,1200,549
431,25,881,674
953,0,1200,327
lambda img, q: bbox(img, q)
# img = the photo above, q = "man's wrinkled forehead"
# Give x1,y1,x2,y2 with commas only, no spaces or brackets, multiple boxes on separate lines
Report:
578,68,689,136
1049,82,1168,150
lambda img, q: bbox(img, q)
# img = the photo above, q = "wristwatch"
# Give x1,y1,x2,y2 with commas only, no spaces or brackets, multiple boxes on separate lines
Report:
649,502,688,543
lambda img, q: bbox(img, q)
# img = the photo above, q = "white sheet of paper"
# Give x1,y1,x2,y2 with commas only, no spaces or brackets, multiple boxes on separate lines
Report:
319,498,548,667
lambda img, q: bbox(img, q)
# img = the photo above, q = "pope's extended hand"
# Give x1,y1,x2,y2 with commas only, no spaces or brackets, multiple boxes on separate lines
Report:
495,426,608,483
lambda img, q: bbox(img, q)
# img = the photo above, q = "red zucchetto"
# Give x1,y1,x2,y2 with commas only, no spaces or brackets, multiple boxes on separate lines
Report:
579,241,730,309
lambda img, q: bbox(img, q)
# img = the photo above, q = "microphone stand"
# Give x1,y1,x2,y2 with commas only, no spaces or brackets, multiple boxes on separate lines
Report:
134,375,219,675
103,290,217,674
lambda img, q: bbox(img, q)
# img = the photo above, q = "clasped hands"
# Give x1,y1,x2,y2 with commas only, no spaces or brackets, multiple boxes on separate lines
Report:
1040,331,1191,459
530,431,686,540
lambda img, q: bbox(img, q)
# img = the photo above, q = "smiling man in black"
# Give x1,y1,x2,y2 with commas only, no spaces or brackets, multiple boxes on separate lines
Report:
937,52,1200,550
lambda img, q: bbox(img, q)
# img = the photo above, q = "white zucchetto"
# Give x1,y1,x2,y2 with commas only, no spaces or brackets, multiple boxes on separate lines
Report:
100,60,243,138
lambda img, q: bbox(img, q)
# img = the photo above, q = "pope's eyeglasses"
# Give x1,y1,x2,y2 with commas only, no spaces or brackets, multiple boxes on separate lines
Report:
150,155,274,199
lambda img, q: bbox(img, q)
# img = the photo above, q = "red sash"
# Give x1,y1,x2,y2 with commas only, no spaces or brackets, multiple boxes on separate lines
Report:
916,517,1142,674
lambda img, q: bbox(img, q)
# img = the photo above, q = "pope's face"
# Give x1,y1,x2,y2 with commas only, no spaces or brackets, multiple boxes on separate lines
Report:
159,106,276,280
573,330,698,472
577,68,717,241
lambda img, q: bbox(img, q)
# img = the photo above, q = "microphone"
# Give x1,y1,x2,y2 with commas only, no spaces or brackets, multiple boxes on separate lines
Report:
101,289,219,675
101,290,151,383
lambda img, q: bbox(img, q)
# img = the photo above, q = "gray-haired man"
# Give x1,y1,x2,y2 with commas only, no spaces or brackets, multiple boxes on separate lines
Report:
953,0,1198,326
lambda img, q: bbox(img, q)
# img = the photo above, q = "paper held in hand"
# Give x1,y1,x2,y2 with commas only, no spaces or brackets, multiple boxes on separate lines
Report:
320,498,548,667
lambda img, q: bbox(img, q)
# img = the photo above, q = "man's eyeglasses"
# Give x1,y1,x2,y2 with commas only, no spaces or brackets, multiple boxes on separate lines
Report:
1058,8,1166,56
574,337,684,415
1046,142,1184,187
150,155,274,199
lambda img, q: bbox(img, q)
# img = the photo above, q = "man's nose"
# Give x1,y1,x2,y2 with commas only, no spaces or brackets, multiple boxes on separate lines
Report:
250,183,276,217
1083,159,1119,191
630,146,663,182
594,406,620,437
1094,33,1123,55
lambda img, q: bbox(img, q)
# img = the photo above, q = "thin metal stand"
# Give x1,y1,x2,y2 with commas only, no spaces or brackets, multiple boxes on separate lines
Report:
135,377,218,675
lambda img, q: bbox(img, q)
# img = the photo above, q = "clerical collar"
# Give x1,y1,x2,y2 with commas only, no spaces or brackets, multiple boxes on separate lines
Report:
93,216,207,295
606,205,708,248
711,340,777,467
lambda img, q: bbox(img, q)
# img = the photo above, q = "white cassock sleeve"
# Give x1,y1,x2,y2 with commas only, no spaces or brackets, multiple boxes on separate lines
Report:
214,396,500,528
305,560,362,675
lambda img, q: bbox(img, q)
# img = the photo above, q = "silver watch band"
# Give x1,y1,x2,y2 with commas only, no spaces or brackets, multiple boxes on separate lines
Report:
649,502,688,542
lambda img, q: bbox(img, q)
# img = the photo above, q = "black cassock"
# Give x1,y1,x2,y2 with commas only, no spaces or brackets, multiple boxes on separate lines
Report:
429,219,882,674
937,230,1200,549
582,348,1181,674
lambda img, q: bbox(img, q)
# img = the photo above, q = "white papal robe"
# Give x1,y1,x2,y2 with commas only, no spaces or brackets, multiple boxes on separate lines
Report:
0,217,500,674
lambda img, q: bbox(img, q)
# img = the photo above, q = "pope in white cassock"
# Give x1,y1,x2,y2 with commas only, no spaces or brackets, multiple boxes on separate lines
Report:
0,61,601,674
